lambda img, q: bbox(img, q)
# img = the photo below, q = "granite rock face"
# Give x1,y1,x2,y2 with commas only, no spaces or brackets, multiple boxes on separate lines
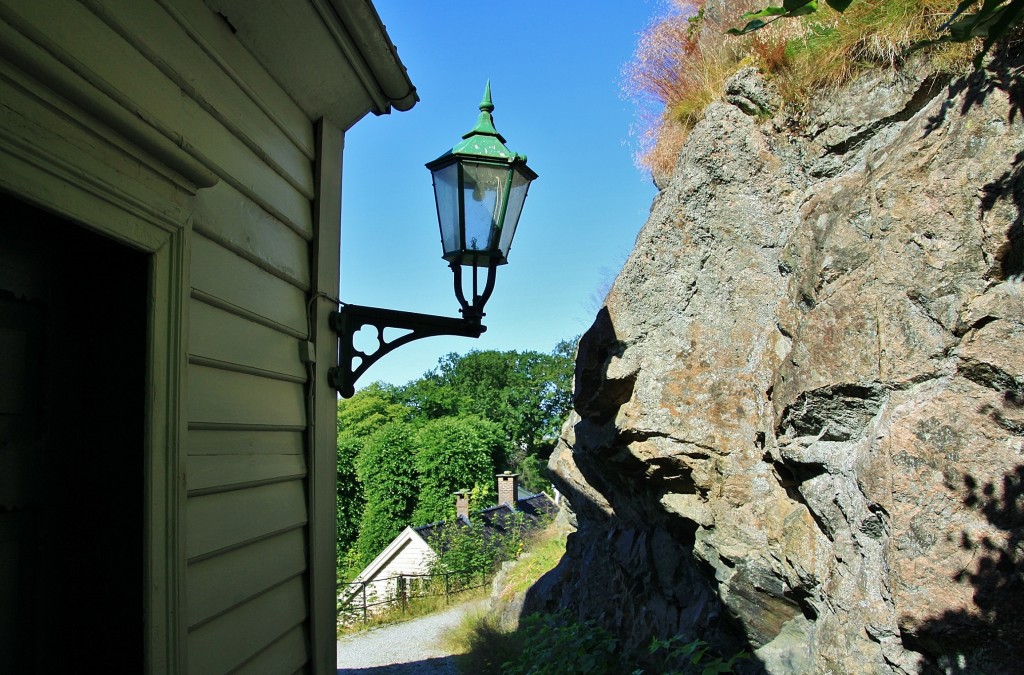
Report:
530,56,1023,673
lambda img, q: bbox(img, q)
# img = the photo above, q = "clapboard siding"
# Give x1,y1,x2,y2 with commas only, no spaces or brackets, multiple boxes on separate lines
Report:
191,234,308,336
82,0,314,199
193,182,312,284
0,0,312,235
187,364,306,429
1,0,417,671
187,575,308,674
388,538,434,575
187,528,308,627
187,429,305,456
187,454,306,495
186,480,307,561
191,218,310,290
232,624,310,675
189,300,307,382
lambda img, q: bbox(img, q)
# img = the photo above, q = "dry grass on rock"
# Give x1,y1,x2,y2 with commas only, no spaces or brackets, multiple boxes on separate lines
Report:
624,0,980,177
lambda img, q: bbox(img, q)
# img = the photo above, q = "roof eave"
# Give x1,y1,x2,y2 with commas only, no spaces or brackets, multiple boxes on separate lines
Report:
325,0,418,116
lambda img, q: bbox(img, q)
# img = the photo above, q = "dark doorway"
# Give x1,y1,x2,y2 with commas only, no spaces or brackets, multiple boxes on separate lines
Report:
0,193,147,671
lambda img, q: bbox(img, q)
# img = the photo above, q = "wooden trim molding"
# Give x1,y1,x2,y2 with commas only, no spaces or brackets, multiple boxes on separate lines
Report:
152,0,316,160
82,0,315,199
308,118,344,674
320,0,418,115
0,4,218,192
0,118,185,239
145,227,190,674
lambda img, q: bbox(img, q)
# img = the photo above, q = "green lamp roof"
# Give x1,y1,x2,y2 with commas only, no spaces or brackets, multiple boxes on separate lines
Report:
427,81,529,166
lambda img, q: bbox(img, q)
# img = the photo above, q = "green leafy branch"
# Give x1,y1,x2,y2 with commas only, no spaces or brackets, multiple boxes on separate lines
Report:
928,0,1024,57
727,0,838,35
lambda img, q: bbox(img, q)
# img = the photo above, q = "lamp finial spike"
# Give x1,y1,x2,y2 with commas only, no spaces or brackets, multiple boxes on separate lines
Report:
480,80,494,113
464,80,501,140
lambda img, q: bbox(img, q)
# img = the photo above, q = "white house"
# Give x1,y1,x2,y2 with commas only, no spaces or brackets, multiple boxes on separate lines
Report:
341,526,439,618
341,472,557,618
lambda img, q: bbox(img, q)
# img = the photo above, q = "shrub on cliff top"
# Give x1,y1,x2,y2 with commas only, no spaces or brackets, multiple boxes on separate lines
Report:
776,0,980,92
624,0,983,177
624,0,770,176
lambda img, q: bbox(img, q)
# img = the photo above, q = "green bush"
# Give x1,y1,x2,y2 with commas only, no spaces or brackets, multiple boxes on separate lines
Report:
634,636,750,675
428,509,526,581
453,607,750,675
412,415,505,525
502,611,623,675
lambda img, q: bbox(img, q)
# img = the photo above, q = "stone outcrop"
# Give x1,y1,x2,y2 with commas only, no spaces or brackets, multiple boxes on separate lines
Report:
529,53,1023,673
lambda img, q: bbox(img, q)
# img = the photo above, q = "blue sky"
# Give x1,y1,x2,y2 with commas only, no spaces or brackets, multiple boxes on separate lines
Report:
340,1,665,389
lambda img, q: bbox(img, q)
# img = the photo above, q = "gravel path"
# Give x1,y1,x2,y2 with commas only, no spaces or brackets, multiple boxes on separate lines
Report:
336,599,483,675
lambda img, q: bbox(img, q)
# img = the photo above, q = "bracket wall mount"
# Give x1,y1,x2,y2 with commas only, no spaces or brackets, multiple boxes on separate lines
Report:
328,305,485,397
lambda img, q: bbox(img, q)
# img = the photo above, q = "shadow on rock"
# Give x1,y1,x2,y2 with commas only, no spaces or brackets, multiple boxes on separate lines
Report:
907,465,1024,674
924,38,1023,136
922,42,1023,281
522,307,765,673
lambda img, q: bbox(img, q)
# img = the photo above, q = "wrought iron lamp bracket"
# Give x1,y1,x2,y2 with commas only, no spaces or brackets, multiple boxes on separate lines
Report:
328,83,532,399
328,305,485,397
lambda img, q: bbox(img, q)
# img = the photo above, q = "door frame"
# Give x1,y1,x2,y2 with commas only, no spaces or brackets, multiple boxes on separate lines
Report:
0,141,190,672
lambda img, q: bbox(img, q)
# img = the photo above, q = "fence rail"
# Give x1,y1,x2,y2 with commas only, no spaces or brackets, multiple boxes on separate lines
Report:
338,568,490,625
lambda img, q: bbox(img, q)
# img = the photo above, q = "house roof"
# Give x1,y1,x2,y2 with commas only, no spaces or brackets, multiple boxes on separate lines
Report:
414,492,557,549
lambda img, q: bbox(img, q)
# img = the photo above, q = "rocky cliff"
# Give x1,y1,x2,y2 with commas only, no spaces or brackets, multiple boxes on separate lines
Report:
529,50,1023,673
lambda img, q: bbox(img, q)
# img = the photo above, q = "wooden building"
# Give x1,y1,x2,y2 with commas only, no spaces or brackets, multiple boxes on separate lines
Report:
0,0,415,672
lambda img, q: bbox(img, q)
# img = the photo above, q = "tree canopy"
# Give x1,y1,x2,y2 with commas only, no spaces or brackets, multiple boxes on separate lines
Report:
336,383,409,557
336,342,576,577
412,415,506,525
351,419,420,567
397,341,575,460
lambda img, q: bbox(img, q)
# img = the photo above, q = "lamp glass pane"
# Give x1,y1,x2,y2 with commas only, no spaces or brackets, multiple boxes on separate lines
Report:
461,162,509,258
431,162,461,259
497,166,532,259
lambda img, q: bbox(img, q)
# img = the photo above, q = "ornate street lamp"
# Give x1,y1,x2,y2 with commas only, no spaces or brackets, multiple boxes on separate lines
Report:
329,83,537,397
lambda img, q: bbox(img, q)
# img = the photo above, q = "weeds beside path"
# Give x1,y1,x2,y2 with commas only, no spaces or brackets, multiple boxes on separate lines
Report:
336,598,484,674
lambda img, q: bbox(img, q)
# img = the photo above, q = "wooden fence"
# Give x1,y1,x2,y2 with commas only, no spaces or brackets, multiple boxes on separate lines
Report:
338,568,489,625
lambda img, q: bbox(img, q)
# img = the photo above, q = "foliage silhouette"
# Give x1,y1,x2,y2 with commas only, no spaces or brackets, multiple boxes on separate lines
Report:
923,36,1022,134
910,465,1024,672
922,42,1022,279
985,151,1023,279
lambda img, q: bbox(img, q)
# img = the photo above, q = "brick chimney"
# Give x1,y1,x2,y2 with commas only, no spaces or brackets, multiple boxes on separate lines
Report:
454,490,470,521
496,471,520,508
